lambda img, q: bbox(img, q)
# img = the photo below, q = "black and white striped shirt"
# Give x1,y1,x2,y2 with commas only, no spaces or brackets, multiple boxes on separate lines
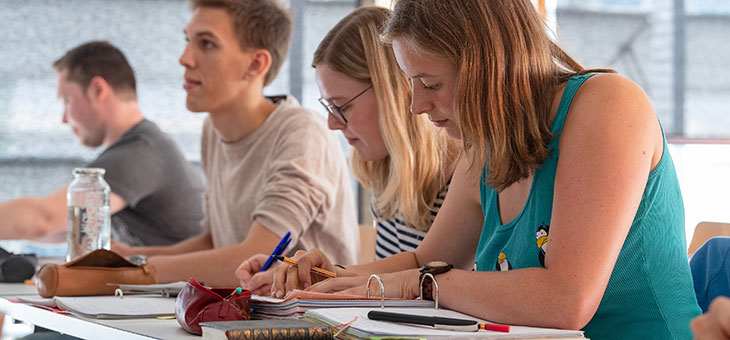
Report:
372,182,450,260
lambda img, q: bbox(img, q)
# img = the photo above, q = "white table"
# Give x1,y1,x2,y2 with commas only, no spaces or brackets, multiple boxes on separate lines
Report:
0,284,199,340
0,283,39,297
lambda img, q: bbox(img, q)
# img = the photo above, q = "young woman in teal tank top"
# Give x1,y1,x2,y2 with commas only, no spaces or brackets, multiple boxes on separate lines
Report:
268,1,701,339
474,74,700,339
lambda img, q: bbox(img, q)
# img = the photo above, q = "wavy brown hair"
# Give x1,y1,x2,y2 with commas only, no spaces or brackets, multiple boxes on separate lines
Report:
383,0,611,191
314,6,456,231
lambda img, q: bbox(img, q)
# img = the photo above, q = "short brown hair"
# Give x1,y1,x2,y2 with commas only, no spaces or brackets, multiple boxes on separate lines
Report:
53,41,136,97
190,0,292,86
383,0,611,191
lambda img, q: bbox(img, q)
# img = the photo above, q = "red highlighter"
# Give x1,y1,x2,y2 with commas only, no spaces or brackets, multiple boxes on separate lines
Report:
480,322,511,332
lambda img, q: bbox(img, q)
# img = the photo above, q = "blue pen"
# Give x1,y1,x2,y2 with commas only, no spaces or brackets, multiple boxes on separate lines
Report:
260,231,291,272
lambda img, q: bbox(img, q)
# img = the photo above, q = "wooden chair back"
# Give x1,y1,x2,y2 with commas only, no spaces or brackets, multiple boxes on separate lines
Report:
688,221,730,255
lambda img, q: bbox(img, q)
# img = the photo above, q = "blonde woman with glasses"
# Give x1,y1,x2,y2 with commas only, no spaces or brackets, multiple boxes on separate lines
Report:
236,6,457,295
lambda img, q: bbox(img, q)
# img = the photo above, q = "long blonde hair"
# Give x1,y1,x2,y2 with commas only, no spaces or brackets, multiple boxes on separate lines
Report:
383,0,612,191
314,6,456,231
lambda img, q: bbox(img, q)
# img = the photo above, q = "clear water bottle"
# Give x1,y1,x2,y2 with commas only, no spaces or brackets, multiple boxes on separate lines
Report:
66,168,111,262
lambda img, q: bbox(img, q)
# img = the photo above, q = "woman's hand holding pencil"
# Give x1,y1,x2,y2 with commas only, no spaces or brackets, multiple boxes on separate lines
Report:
237,247,364,298
273,255,337,278
270,248,357,298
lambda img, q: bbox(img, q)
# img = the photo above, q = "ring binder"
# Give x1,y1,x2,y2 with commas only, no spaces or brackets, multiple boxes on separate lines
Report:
111,281,186,299
419,272,440,310
364,273,441,310
366,274,385,309
114,287,175,299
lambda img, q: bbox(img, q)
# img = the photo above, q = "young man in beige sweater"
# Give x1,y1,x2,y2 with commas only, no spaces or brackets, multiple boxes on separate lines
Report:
113,0,359,287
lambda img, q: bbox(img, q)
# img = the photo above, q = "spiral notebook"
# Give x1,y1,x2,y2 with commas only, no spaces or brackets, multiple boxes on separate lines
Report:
18,294,176,319
251,290,434,319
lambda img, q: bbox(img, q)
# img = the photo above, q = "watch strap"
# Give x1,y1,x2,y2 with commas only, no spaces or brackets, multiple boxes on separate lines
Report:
419,263,453,302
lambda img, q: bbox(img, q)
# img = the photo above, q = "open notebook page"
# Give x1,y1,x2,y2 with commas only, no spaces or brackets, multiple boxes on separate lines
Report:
306,307,585,340
53,295,176,319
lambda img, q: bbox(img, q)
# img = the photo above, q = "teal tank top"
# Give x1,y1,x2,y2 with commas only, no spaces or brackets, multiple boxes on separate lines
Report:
475,74,701,340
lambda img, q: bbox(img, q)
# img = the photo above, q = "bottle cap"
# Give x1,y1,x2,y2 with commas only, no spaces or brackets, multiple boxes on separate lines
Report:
73,167,106,176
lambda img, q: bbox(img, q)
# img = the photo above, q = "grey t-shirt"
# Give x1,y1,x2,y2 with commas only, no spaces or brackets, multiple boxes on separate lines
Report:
87,119,205,246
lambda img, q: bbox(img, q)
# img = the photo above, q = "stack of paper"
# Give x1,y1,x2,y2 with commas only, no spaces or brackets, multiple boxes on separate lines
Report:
251,290,434,319
306,307,586,340
18,295,176,319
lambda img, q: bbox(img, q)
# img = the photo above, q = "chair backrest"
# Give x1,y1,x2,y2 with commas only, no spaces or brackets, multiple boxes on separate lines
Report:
688,221,730,255
359,224,376,264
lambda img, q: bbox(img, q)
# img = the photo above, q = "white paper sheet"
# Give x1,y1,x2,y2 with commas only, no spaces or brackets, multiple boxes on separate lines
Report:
53,294,176,319
306,307,585,340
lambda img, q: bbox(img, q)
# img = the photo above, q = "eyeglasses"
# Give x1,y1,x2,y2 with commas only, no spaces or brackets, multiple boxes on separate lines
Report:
318,85,372,125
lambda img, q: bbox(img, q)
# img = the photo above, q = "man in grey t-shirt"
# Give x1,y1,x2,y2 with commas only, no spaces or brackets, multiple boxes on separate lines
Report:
0,41,204,245
86,119,204,245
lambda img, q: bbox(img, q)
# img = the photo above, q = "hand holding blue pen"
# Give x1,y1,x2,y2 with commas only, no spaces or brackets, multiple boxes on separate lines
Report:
260,231,291,272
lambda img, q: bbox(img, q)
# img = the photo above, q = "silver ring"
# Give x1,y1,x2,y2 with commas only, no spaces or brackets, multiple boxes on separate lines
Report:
366,274,385,309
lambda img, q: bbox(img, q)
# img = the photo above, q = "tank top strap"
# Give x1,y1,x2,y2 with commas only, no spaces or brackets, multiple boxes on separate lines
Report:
550,74,597,136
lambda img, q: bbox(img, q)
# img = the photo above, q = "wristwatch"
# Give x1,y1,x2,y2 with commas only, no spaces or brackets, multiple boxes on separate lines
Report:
129,255,148,266
419,261,453,301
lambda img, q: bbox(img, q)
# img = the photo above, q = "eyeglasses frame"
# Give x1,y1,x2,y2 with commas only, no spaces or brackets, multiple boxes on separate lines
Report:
318,84,373,125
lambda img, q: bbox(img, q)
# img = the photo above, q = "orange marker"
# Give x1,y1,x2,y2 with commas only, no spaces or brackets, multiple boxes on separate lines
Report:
273,255,337,278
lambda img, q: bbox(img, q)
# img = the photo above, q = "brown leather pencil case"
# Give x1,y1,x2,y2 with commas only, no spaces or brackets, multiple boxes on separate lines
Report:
36,249,156,298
